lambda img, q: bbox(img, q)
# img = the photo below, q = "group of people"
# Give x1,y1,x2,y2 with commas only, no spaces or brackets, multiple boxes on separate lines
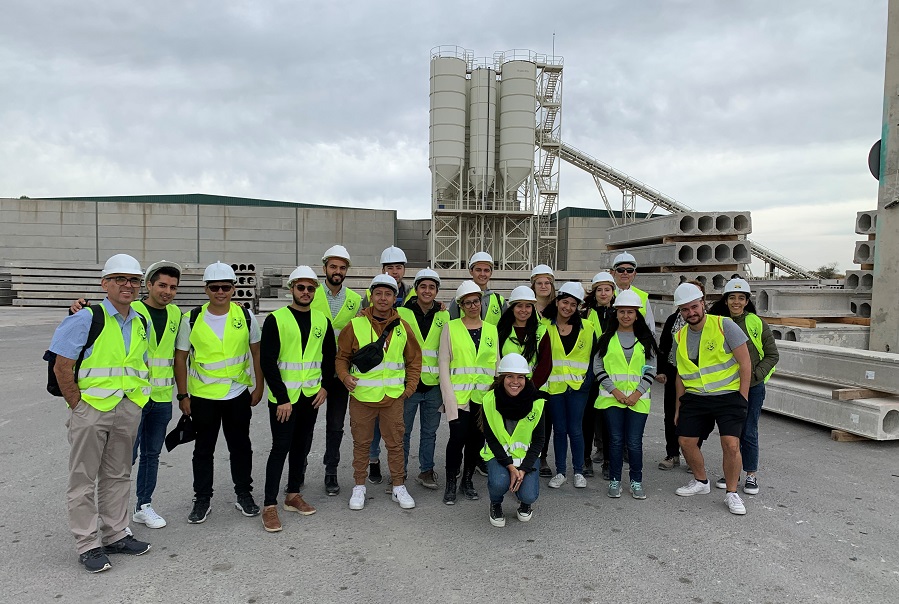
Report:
48,245,778,573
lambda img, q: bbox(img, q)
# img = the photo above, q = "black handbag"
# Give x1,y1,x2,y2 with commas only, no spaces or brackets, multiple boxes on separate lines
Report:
352,318,401,373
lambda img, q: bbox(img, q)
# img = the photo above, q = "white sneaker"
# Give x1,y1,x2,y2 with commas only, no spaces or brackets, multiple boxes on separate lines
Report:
725,492,747,515
349,485,366,510
391,485,416,509
676,479,711,497
548,473,567,488
573,473,587,488
133,503,167,529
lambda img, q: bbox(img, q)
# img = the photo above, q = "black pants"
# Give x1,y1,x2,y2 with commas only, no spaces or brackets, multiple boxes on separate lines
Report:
323,378,349,474
264,395,319,506
191,390,253,499
445,403,484,476
662,369,680,458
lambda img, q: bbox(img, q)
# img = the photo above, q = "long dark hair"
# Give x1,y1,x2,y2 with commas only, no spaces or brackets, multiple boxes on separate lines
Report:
708,294,758,317
540,294,584,327
584,284,615,314
596,310,659,360
497,303,539,363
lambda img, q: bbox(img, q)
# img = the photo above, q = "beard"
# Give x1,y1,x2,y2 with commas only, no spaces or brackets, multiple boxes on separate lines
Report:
326,272,344,287
293,294,312,307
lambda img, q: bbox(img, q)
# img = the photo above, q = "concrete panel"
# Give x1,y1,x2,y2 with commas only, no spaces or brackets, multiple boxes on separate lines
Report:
605,211,752,246
855,210,877,235
844,270,874,290
775,340,899,395
853,240,876,264
599,241,752,268
755,287,854,316
770,324,870,349
850,296,873,318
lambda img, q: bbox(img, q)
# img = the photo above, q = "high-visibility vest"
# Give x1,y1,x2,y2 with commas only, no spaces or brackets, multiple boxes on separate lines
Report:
585,307,609,339
311,286,362,335
744,313,775,383
617,286,649,317
133,300,180,402
187,303,253,399
546,322,594,395
500,321,546,375
267,307,327,403
448,319,498,405
594,333,651,413
676,315,741,394
78,305,151,411
349,316,408,402
479,390,545,466
397,306,448,387
484,293,504,326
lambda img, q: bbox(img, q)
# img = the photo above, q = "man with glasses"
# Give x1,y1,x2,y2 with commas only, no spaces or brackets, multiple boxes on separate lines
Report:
174,261,264,524
611,252,655,336
49,254,153,573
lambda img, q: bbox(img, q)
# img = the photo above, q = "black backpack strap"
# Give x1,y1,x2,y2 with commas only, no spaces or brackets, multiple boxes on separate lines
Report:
189,306,203,329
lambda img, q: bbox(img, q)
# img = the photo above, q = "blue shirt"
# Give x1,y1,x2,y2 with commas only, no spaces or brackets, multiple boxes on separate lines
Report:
49,298,150,362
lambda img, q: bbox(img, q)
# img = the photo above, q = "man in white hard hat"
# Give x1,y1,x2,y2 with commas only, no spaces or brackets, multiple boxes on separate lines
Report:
310,244,362,496
448,251,506,326
174,261,264,524
362,246,416,311
49,253,153,573
611,252,655,335
335,274,422,511
670,283,752,516
259,266,337,532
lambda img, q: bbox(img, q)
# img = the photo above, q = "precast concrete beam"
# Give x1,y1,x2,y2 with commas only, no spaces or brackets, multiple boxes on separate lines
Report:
604,211,752,246
599,241,752,268
630,271,743,296
755,287,854,316
770,324,869,349
775,340,899,395
844,270,874,290
853,240,876,264
855,210,877,235
850,296,873,318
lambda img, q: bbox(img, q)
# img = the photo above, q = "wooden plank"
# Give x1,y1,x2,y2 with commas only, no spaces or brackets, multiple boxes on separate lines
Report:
830,429,871,442
861,263,874,270
832,388,891,401
760,316,817,328
819,317,871,326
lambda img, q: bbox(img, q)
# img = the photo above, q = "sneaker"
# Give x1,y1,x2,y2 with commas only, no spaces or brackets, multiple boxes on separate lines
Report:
284,493,316,515
187,497,211,524
415,470,439,490
658,456,680,470
79,547,111,573
475,460,488,477
743,474,760,495
607,480,621,498
443,476,457,505
630,480,646,500
368,461,383,484
489,502,505,527
262,506,282,532
601,462,610,481
235,493,260,517
516,503,533,522
676,479,711,497
392,485,416,509
725,491,747,515
573,473,587,488
539,459,552,477
349,485,366,510
105,534,151,556
548,473,567,488
133,503,166,529
324,474,340,496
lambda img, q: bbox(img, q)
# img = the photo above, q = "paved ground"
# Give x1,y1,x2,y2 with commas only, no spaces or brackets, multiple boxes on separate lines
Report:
0,307,897,604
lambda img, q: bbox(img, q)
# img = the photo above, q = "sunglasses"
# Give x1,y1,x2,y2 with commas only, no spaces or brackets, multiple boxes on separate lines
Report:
207,284,233,293
293,284,317,292
615,267,636,274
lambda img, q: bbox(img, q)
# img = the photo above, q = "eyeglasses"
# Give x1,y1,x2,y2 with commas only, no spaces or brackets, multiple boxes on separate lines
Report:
207,284,233,293
615,267,636,274
461,299,482,308
293,284,316,292
107,276,141,287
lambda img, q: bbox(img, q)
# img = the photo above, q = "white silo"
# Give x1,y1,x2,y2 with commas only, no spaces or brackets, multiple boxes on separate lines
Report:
469,66,497,198
429,54,468,204
498,59,537,205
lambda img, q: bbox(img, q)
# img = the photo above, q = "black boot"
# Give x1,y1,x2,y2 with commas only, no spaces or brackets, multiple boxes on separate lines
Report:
461,469,479,501
443,473,457,505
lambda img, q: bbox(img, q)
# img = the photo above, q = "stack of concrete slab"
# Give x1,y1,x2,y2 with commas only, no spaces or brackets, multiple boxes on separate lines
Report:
842,210,877,319
0,270,11,306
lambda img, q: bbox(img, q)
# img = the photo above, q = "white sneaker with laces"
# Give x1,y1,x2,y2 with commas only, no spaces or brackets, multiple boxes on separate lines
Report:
391,485,416,509
725,492,747,515
573,473,587,488
676,479,711,497
349,485,366,510
133,503,167,529
548,473,567,488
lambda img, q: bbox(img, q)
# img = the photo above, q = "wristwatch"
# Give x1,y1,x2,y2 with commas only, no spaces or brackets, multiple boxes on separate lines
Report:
176,393,190,402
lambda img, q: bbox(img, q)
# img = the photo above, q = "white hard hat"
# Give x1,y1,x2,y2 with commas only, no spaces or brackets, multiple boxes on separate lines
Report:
321,245,352,268
724,278,751,296
497,353,530,375
468,251,494,268
613,252,638,268
591,271,615,287
203,261,236,282
288,265,319,286
369,274,398,294
557,281,585,302
413,267,441,288
674,283,704,306
530,264,554,280
613,290,644,308
102,254,143,277
508,286,537,304
455,280,483,303
144,260,181,283
380,246,407,265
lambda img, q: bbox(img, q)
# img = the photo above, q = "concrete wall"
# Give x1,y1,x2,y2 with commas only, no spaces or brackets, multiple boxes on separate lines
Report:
396,219,430,266
558,215,615,271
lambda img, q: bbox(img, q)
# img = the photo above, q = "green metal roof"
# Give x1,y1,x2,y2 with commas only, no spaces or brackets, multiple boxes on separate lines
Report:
33,193,353,210
555,206,659,220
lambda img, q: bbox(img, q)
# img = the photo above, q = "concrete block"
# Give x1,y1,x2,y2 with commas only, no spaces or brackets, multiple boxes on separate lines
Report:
605,211,752,246
600,241,751,268
631,272,741,296
855,210,877,235
850,296,873,318
755,287,854,316
775,340,899,395
853,240,876,265
843,270,874,291
770,324,869,349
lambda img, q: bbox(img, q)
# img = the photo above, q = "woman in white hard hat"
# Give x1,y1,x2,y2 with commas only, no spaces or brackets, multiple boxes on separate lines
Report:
497,286,545,374
529,265,556,315
583,271,617,479
706,278,778,496
532,282,596,489
592,290,659,500
479,354,547,527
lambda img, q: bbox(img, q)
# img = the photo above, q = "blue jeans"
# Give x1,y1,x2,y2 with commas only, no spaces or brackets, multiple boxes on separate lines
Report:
369,388,442,473
486,458,539,505
604,406,648,483
741,382,765,473
548,383,591,476
132,400,173,508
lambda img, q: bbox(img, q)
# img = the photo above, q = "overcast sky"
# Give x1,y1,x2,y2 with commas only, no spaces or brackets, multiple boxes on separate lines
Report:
1,1,888,272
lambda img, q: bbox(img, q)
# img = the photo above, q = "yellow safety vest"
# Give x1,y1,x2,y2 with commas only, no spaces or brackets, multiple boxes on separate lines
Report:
267,307,327,403
500,321,546,375
133,300,180,403
744,313,775,383
594,334,651,414
479,390,545,466
397,306,448,387
585,307,611,339
311,286,362,334
484,293,504,326
546,322,594,395
78,305,151,411
676,315,741,394
448,319,498,405
349,316,408,402
187,303,252,399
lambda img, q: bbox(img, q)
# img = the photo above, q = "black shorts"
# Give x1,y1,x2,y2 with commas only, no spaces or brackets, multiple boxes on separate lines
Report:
677,391,747,438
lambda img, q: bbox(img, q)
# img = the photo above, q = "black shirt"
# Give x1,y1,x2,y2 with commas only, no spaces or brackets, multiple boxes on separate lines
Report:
261,307,337,405
404,298,442,393
141,302,169,345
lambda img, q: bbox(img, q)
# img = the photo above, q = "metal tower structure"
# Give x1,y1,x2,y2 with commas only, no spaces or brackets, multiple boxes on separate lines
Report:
534,55,563,267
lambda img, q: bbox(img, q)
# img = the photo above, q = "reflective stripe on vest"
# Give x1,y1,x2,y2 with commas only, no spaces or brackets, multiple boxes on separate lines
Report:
187,303,252,399
594,334,650,414
448,319,497,405
78,305,151,410
397,306,448,387
311,286,361,336
133,300,180,402
546,322,594,395
675,315,741,394
349,316,407,402
267,306,327,403
744,313,775,383
479,390,545,466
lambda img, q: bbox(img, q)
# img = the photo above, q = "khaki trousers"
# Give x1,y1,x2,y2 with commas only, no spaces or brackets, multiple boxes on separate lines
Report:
349,398,405,486
66,398,141,554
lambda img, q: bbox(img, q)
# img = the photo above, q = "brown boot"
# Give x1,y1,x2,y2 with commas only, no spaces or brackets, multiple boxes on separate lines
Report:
262,505,282,532
283,493,316,516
